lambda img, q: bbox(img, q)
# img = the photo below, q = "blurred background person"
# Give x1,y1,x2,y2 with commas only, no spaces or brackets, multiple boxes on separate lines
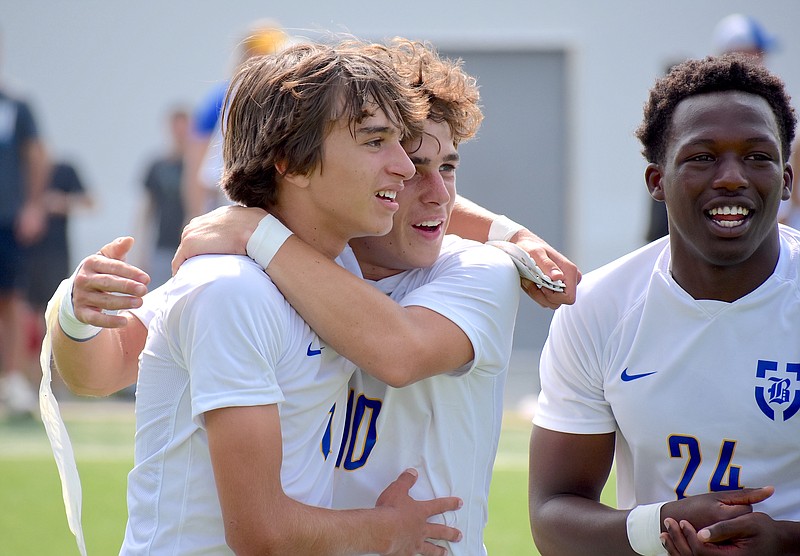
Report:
712,13,777,62
136,107,190,289
183,18,292,218
0,29,50,419
22,158,93,386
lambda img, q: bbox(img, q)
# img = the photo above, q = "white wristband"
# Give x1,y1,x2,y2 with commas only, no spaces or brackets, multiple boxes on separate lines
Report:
626,502,667,555
246,214,294,270
57,273,102,341
488,215,524,242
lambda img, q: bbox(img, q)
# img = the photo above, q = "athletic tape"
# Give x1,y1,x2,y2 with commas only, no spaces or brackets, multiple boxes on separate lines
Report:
246,213,294,269
39,277,88,556
488,215,525,242
626,501,667,555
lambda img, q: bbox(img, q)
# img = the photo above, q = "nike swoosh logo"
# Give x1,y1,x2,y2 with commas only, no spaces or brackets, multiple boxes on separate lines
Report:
620,368,657,382
307,342,324,357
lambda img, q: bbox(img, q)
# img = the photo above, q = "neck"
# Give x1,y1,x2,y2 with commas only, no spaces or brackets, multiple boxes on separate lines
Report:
270,201,348,260
669,234,781,302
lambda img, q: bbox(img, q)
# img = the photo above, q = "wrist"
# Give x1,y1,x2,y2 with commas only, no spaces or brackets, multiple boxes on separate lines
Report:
626,502,668,555
488,215,524,242
245,214,294,269
57,274,102,341
778,520,800,555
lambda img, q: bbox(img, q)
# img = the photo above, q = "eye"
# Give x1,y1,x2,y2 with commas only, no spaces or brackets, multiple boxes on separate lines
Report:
744,152,773,161
365,138,384,148
439,163,457,174
687,153,714,162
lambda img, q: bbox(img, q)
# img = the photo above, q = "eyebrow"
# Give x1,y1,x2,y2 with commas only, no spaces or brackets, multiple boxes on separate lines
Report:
355,124,397,136
684,136,778,147
409,152,460,165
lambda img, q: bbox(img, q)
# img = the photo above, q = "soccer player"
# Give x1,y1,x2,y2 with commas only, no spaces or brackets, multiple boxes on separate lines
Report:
529,54,800,556
52,40,463,555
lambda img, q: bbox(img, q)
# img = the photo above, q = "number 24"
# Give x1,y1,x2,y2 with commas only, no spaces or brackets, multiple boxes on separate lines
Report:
668,435,742,499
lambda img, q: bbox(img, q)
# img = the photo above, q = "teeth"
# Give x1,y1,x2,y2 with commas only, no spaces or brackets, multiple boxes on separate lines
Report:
416,220,442,228
376,190,396,200
715,219,744,228
708,206,749,216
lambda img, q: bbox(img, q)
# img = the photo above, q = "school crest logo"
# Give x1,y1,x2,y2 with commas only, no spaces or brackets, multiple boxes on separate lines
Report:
755,360,800,421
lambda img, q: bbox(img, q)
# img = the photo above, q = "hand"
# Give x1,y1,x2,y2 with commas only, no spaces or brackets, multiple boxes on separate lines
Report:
72,237,150,327
509,228,581,308
171,205,267,274
375,468,462,556
661,487,773,535
661,512,788,555
15,200,47,245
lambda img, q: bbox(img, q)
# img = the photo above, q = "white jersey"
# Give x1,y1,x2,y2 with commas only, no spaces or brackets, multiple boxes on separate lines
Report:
123,254,356,555
535,226,800,519
333,236,520,556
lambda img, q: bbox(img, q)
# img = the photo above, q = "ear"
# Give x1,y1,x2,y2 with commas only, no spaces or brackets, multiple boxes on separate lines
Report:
645,163,665,201
281,170,311,190
782,163,793,202
275,159,311,189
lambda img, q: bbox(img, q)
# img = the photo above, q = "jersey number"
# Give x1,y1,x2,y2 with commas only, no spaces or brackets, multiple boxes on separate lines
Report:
668,435,742,499
335,389,382,470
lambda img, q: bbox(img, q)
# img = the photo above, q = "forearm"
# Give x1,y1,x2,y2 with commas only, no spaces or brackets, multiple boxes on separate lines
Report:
447,195,495,241
247,500,397,556
532,496,638,556
23,140,49,204
268,237,468,386
52,316,142,396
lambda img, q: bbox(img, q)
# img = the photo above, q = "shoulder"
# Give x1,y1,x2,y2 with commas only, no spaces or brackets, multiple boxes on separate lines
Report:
173,254,281,305
439,236,517,275
556,237,668,327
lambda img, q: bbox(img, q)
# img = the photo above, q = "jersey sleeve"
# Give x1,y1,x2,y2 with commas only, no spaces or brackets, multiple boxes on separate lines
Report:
399,242,520,377
534,302,617,434
168,260,288,422
129,284,167,330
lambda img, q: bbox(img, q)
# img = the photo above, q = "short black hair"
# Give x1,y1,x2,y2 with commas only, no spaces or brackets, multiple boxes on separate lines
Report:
636,54,796,165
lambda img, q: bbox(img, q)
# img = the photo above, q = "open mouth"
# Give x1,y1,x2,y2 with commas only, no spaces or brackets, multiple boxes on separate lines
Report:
375,190,397,201
413,219,443,233
706,205,751,228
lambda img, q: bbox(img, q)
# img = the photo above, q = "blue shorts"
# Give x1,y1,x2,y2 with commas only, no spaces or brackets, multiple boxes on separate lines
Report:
0,226,25,293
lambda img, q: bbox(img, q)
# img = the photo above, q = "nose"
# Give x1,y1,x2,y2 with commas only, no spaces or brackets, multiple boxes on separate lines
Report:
420,170,451,206
390,142,416,181
714,155,748,191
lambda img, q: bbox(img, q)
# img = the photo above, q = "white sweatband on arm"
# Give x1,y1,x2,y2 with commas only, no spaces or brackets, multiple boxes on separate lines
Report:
57,270,102,342
488,214,524,242
245,213,294,270
626,502,668,555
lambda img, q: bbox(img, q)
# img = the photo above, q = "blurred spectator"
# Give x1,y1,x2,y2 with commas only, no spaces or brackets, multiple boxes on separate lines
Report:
0,31,50,418
712,13,777,61
138,107,190,289
22,159,93,382
183,19,292,218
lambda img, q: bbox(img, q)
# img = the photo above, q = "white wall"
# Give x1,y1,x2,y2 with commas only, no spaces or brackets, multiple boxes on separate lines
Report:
2,0,799,272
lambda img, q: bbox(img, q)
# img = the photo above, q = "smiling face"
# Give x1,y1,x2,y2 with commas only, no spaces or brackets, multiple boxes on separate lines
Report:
292,104,416,256
349,119,458,280
647,90,793,297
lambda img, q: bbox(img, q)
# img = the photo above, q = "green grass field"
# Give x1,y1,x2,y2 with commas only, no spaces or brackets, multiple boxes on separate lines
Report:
0,400,615,555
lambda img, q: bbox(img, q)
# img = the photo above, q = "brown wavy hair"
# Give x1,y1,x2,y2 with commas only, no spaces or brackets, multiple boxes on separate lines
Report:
220,40,429,209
